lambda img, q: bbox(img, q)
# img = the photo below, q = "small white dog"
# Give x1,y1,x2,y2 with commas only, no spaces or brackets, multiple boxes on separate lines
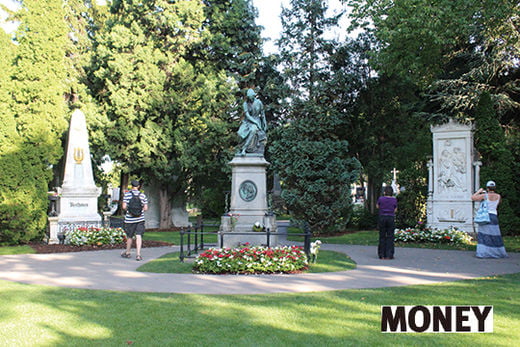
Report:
310,240,322,263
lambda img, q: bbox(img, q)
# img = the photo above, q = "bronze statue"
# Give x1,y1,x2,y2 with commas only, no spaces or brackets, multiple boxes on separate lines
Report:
237,89,267,156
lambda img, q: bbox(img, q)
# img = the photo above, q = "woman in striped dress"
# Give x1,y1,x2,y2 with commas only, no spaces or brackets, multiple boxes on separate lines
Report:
471,181,508,258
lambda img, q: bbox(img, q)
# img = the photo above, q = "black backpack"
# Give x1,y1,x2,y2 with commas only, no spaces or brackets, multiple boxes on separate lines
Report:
127,191,143,217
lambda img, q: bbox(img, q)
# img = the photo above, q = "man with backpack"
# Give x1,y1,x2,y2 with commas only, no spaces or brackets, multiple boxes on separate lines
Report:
121,180,148,261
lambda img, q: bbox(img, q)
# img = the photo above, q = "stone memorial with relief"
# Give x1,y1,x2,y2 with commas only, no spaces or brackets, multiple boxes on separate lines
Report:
426,119,481,233
220,89,277,247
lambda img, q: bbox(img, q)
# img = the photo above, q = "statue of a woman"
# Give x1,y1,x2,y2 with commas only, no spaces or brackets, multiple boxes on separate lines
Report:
237,89,267,156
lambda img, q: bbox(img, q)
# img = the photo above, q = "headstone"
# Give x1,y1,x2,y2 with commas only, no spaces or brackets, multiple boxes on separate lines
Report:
56,109,101,237
144,183,190,229
171,193,190,228
427,119,479,232
143,182,160,229
143,181,190,229
271,173,285,211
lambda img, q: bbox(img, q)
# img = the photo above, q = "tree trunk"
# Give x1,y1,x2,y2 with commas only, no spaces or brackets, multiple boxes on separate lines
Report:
115,172,129,215
367,176,383,214
159,187,172,229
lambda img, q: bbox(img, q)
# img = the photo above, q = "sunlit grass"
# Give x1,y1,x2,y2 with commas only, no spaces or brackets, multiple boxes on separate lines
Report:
0,245,35,255
0,273,518,345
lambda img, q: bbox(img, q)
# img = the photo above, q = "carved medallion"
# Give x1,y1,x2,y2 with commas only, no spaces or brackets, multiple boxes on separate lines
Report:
239,180,257,202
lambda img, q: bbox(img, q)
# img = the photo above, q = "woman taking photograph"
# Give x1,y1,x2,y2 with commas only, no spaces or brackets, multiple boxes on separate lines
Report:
471,180,508,258
377,186,398,260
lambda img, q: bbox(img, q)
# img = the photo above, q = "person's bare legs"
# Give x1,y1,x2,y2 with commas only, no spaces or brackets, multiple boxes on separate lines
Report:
125,237,133,255
135,234,142,259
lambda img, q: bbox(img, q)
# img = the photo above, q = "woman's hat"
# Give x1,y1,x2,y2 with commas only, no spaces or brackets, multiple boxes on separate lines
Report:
486,180,496,188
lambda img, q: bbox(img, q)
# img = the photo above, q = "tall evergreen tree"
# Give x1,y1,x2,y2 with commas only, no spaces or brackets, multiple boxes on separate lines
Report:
0,0,69,244
192,0,263,90
89,0,236,225
183,0,266,216
474,92,520,234
270,0,361,233
347,0,520,223
350,75,429,213
278,0,341,105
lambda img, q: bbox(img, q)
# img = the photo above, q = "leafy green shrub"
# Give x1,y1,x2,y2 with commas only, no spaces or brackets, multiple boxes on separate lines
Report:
348,205,377,230
194,244,308,274
395,163,427,229
0,143,57,245
357,207,378,230
395,226,472,245
65,226,125,246
198,187,227,218
269,117,361,234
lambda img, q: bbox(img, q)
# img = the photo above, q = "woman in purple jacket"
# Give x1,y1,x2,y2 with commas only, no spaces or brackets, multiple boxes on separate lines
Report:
377,186,398,259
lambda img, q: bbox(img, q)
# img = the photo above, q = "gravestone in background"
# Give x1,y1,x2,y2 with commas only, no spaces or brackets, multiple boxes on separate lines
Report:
427,119,480,233
54,109,101,242
143,182,160,229
143,181,190,229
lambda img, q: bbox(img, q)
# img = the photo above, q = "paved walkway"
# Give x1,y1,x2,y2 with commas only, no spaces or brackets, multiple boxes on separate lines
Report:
0,244,518,294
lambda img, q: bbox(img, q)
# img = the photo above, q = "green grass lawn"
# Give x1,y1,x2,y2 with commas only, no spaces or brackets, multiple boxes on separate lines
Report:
1,229,519,344
1,273,518,346
0,245,35,255
137,250,357,274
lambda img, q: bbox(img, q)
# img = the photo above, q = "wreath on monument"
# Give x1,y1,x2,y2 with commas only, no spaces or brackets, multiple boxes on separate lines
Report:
252,221,263,232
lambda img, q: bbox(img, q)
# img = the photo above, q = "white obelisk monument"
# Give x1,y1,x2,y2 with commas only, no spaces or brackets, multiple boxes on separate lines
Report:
57,109,101,230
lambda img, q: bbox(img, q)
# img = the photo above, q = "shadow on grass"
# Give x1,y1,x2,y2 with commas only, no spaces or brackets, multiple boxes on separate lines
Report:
1,273,519,345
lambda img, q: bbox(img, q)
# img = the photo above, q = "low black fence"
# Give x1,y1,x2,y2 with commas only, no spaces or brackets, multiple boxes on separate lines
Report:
179,224,218,262
179,226,312,262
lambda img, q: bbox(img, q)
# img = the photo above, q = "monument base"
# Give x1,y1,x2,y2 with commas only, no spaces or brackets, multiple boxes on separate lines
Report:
219,214,277,248
47,216,60,244
219,155,277,248
427,198,474,233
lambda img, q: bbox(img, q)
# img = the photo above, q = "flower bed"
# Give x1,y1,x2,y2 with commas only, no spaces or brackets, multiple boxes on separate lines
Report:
194,244,308,274
65,227,126,246
394,226,472,245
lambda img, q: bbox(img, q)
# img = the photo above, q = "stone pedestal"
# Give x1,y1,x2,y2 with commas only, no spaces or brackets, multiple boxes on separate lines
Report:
47,216,60,244
58,109,101,232
427,119,477,233
220,155,277,247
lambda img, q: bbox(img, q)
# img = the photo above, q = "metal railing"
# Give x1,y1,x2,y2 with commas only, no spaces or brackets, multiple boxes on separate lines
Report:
179,224,218,262
179,225,312,262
